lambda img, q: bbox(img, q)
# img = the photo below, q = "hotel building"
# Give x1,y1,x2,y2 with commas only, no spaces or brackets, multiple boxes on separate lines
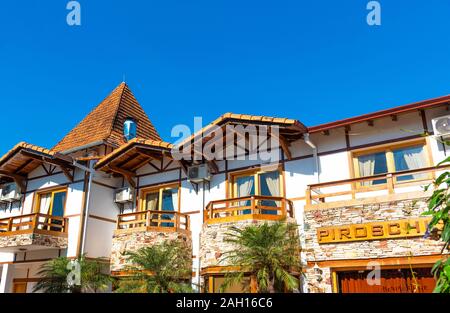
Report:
0,83,448,293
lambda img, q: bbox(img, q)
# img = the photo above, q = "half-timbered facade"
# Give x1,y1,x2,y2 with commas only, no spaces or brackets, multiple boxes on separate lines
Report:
0,82,449,293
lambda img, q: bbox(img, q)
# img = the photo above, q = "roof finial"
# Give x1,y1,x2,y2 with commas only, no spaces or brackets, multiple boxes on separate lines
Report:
122,73,126,83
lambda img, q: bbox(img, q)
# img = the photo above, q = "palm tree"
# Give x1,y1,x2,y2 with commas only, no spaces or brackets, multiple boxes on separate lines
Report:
33,255,111,293
114,240,193,293
220,221,302,293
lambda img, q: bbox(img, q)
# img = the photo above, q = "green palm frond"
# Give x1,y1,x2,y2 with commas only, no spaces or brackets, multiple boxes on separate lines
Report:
114,240,193,293
33,255,111,293
220,221,302,293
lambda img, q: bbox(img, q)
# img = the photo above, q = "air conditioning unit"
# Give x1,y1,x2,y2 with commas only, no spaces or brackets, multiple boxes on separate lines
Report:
0,183,22,202
188,164,211,183
432,115,450,138
114,187,134,203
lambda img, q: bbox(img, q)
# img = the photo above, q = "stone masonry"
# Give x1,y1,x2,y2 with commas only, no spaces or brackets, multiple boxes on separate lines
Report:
200,217,298,269
110,230,192,272
0,232,68,249
304,197,446,293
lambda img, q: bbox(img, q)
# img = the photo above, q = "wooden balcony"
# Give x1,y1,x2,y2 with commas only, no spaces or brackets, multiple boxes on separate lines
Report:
0,213,68,251
204,195,294,224
305,165,450,210
115,210,190,235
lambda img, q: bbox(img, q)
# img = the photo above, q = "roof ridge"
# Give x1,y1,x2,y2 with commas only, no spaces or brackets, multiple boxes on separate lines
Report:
106,82,127,142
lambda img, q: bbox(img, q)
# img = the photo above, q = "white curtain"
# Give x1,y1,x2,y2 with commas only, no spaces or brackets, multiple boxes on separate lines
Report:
358,154,376,186
145,193,158,211
146,193,159,227
263,172,280,207
39,193,52,214
397,147,427,180
238,176,254,207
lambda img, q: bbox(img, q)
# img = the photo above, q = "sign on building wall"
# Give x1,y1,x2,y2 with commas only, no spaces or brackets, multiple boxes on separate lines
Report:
317,218,431,244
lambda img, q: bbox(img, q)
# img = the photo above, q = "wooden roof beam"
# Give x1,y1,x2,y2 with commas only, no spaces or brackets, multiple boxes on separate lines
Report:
59,166,74,182
135,148,165,160
207,160,219,174
0,170,26,193
129,156,153,172
108,165,136,188
20,151,74,171
270,133,292,160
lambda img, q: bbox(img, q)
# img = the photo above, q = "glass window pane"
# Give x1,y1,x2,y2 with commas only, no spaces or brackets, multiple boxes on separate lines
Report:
358,152,388,185
49,191,66,231
51,192,66,217
213,276,250,293
393,145,427,181
236,176,255,197
259,171,280,213
161,188,178,227
39,193,52,214
236,176,254,214
145,192,159,211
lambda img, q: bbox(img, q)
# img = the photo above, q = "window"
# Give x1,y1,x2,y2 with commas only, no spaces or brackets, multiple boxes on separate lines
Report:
35,189,67,231
353,141,429,186
141,185,179,227
123,118,137,141
231,168,282,214
208,275,251,293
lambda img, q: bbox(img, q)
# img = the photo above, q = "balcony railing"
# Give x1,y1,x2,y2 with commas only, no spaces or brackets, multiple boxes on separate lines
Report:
305,165,450,208
204,195,294,224
0,213,68,236
116,210,190,234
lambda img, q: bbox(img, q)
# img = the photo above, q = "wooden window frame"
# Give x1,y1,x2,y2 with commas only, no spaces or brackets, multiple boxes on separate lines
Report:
139,183,181,212
228,165,285,199
207,274,254,293
351,138,433,189
33,187,68,216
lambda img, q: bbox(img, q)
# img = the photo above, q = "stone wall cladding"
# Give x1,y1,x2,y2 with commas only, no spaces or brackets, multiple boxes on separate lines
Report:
304,198,446,293
0,233,68,249
111,230,192,272
200,218,297,269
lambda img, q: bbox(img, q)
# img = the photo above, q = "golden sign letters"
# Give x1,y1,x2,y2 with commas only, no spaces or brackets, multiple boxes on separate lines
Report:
317,218,431,244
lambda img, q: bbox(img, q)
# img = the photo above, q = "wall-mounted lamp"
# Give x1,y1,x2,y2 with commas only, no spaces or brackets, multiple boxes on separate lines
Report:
313,263,323,282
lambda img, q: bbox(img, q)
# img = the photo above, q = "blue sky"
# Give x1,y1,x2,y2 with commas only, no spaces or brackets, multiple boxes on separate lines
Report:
1,1,450,155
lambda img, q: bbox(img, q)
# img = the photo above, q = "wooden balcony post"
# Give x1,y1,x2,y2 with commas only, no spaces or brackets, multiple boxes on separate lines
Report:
146,211,151,228
7,217,13,232
305,186,312,206
386,173,394,194
116,215,121,230
63,218,68,233
281,198,286,217
351,182,356,200
251,196,255,214
186,215,190,230
32,213,38,231
175,213,180,231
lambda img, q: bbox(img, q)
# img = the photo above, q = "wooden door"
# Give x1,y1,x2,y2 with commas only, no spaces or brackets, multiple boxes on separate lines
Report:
338,267,435,293
12,282,27,293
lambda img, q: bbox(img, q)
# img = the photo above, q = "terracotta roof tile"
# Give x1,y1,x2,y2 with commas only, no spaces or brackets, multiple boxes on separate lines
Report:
94,137,173,170
178,112,306,147
53,82,161,153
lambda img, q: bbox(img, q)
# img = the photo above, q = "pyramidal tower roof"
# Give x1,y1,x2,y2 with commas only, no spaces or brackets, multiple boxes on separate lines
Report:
53,82,161,153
